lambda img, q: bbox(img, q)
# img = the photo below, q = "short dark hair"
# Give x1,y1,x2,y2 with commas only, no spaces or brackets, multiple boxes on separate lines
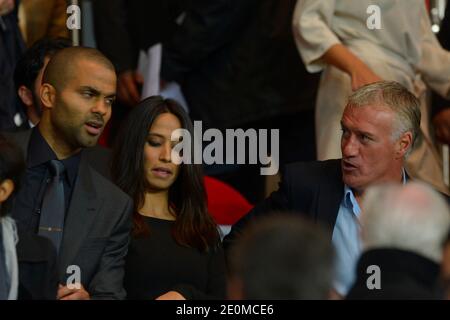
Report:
14,37,71,91
42,46,115,91
0,135,25,217
228,214,334,299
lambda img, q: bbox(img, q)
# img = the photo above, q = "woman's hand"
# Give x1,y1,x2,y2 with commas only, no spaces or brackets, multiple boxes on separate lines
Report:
349,60,382,91
322,44,382,91
155,291,186,300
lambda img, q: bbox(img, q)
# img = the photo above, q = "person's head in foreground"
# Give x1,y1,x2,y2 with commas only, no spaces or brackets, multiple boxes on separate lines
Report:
347,182,450,299
227,214,334,299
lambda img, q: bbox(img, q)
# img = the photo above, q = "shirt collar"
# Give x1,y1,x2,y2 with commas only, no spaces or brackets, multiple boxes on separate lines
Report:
27,127,81,187
343,185,361,217
343,168,407,217
27,127,57,168
401,168,407,184
61,153,81,188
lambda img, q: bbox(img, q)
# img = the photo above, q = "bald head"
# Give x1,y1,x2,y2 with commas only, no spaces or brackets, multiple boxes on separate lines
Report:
42,46,115,91
38,46,116,158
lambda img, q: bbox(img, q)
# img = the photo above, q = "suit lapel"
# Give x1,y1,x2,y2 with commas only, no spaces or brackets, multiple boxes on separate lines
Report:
316,160,344,239
58,152,102,280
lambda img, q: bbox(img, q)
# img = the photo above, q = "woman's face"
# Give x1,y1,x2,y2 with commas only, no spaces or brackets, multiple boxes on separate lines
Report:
144,112,181,191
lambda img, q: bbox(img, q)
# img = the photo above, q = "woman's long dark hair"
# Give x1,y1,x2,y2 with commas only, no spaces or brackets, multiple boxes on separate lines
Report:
111,96,219,252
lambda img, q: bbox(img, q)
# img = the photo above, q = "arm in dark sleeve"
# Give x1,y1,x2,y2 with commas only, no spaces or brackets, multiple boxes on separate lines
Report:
161,0,257,83
88,198,133,300
172,244,227,300
92,0,137,73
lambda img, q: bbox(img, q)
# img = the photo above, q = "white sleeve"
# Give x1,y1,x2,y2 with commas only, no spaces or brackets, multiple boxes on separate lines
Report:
292,0,340,73
416,5,450,99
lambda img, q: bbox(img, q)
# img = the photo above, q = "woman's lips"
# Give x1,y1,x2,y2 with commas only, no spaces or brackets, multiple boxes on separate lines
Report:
152,167,173,178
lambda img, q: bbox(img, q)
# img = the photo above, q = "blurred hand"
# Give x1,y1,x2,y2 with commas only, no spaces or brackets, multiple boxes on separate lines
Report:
328,288,344,300
57,283,90,300
433,108,450,145
117,70,144,107
349,61,382,91
155,291,186,300
0,0,14,16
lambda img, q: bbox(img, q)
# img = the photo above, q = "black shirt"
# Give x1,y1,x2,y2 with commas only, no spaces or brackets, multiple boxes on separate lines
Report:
124,216,226,300
12,127,81,233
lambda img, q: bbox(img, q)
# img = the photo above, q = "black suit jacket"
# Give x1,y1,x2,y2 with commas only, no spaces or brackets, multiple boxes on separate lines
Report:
5,130,133,299
346,249,442,299
223,159,344,252
161,0,320,128
16,231,58,300
93,0,183,73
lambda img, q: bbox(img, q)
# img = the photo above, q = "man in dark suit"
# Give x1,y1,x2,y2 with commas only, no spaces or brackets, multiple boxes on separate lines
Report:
14,37,71,129
160,0,321,202
92,0,184,145
224,81,421,298
4,47,133,300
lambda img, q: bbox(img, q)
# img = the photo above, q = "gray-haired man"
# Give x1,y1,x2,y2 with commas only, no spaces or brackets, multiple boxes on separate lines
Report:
225,81,441,298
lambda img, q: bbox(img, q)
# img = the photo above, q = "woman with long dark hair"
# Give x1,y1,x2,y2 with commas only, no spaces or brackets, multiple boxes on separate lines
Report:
111,96,225,300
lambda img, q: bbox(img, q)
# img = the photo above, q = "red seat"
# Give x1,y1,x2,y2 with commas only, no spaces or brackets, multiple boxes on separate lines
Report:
205,176,253,225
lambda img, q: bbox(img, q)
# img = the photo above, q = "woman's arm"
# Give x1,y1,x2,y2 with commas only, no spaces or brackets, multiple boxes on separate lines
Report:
322,44,382,91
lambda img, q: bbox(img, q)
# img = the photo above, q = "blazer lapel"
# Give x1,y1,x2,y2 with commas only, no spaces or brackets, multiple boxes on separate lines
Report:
316,161,344,240
57,152,102,280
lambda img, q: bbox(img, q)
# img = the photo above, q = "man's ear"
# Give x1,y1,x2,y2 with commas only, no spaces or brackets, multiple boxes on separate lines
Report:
18,85,34,107
40,83,56,110
0,179,14,203
396,131,413,159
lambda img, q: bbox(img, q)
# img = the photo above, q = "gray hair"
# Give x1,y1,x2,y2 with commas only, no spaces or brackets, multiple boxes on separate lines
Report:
361,182,450,263
347,81,421,156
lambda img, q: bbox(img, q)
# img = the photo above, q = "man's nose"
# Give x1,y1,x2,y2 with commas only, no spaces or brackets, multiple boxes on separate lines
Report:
92,99,109,116
341,135,358,157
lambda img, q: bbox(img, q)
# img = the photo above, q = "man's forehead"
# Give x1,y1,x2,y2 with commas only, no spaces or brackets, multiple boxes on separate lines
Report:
343,104,393,119
68,59,115,78
342,104,394,130
66,61,116,88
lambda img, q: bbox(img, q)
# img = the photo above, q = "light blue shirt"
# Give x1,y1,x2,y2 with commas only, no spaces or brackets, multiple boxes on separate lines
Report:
332,185,362,296
332,169,407,296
